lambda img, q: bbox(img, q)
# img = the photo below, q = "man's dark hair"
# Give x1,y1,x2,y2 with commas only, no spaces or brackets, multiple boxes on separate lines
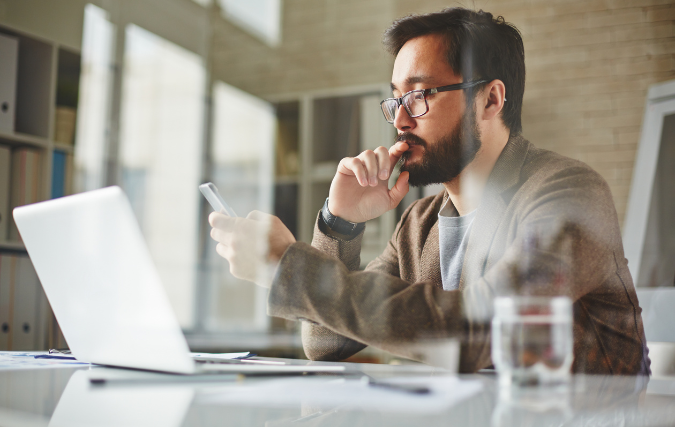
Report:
383,8,525,135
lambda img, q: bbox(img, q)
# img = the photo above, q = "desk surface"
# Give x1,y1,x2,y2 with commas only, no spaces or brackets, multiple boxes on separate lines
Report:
1,353,674,427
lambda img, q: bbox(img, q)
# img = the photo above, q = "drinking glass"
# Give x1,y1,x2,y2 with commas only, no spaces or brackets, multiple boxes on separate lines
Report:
492,296,573,388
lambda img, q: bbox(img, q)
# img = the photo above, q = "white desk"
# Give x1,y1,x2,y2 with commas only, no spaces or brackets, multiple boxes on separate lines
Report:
1,353,674,427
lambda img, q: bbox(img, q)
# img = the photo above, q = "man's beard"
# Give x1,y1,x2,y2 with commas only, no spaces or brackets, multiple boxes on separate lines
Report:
398,108,482,187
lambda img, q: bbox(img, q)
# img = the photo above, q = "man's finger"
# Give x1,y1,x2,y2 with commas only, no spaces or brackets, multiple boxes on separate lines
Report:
215,242,230,261
210,227,232,246
357,150,379,186
388,142,409,169
389,141,409,157
210,227,219,242
209,211,236,230
247,210,272,222
338,157,369,187
374,146,390,180
388,171,410,209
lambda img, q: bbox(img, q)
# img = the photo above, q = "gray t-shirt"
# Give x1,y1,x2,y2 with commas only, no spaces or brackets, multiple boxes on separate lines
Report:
438,200,477,291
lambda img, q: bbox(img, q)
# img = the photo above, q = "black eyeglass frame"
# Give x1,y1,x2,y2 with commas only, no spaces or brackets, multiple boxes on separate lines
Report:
380,80,489,123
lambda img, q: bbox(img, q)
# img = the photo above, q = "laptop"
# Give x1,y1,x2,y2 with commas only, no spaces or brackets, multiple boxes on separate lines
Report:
13,186,344,375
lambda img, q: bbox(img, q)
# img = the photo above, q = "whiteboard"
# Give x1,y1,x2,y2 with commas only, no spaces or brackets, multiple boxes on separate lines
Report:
623,80,675,287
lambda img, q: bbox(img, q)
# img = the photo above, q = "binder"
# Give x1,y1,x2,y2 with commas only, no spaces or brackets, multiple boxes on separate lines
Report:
0,253,54,351
0,33,19,133
11,256,42,350
54,106,77,145
0,145,10,241
51,150,66,198
65,153,73,197
8,148,41,241
0,255,12,350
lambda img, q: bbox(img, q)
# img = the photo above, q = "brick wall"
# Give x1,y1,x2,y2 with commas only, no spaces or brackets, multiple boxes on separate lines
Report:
475,0,675,224
210,0,675,225
210,0,395,97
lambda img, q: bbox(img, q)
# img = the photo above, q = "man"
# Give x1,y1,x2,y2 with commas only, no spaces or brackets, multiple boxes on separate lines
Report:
209,8,650,375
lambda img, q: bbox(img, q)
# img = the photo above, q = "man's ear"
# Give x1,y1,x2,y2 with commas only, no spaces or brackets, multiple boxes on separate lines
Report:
478,79,506,122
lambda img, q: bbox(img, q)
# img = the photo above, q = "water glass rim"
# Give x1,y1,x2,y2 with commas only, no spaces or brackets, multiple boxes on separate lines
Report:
494,295,571,303
493,296,572,316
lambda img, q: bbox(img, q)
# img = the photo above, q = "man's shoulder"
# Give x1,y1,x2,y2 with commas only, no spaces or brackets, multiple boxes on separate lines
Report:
511,138,616,220
520,139,608,190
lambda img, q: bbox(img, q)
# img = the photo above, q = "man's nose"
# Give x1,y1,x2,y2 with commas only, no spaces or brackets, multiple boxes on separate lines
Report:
393,104,415,132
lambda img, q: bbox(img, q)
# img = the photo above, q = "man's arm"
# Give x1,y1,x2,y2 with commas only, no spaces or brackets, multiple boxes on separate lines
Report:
301,205,407,361
208,141,411,360
294,142,412,361
300,216,367,361
271,241,492,371
269,167,623,372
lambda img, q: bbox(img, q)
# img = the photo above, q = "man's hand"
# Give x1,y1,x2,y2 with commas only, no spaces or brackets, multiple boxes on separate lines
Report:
208,211,296,288
328,142,410,223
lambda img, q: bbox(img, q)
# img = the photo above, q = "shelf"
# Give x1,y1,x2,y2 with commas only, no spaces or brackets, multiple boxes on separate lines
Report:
274,181,299,238
274,175,299,185
274,101,300,178
53,143,75,154
0,23,78,352
311,161,338,182
310,172,335,183
0,241,27,253
0,130,49,149
312,95,363,164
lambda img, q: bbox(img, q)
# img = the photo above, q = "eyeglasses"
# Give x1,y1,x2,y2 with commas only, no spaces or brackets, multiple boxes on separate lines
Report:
380,80,488,123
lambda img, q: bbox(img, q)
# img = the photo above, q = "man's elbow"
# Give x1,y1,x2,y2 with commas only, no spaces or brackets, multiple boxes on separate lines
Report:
301,321,366,361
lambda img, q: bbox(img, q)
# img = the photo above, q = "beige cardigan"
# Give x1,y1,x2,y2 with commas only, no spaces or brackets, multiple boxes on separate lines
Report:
268,134,650,375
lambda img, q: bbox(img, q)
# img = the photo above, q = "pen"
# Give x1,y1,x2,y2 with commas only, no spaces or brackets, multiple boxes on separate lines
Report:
89,374,242,385
361,375,431,395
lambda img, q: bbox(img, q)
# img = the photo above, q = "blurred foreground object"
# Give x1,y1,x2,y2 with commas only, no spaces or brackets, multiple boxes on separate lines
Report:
492,297,573,390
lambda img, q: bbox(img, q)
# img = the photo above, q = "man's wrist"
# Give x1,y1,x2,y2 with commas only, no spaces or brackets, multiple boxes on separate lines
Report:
321,198,365,238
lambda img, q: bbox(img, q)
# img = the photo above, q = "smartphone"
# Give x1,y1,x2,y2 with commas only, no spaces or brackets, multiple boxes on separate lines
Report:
199,182,238,217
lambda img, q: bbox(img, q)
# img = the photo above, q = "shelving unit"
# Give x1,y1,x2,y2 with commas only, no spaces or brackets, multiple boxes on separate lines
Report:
266,86,397,335
272,100,301,240
0,241,27,252
0,130,49,149
270,84,397,267
0,23,79,351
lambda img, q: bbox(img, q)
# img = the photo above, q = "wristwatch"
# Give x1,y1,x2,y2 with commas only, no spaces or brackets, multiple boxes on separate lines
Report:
321,198,366,237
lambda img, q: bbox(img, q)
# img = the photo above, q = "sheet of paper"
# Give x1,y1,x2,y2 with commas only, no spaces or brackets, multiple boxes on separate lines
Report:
0,351,89,370
190,352,253,360
198,375,483,414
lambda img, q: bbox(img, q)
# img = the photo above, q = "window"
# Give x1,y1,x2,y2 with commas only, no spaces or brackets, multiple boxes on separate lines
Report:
202,81,275,332
74,4,114,193
118,24,206,328
192,0,282,46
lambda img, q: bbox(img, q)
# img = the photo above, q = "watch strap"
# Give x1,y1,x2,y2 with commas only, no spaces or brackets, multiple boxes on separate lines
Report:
321,198,366,237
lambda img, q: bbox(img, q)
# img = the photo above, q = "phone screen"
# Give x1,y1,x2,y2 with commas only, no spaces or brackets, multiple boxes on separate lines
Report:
199,182,237,217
